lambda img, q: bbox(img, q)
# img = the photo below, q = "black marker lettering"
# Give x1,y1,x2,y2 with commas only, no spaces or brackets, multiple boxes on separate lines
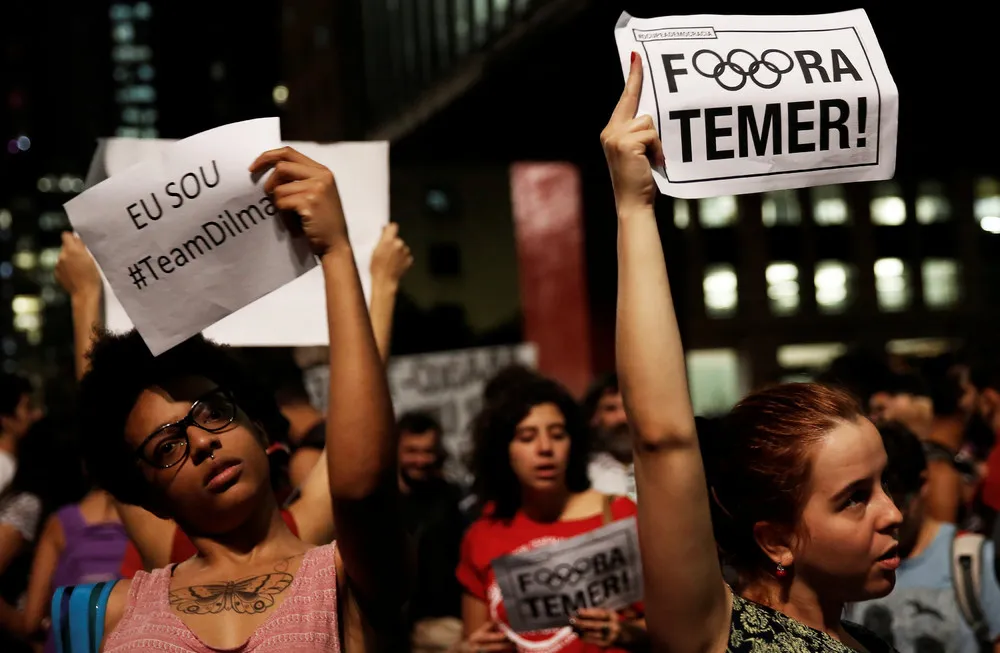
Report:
787,101,816,153
705,107,734,160
668,109,701,163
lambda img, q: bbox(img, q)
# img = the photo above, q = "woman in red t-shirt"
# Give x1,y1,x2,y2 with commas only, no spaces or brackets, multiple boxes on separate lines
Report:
456,377,647,653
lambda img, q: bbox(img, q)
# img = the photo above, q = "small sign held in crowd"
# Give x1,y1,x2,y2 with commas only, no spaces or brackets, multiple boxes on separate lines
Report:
383,343,538,486
614,9,898,198
66,118,317,356
492,518,643,633
75,124,389,352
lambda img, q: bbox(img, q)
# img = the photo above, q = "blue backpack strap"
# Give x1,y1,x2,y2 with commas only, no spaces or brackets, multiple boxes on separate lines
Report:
51,581,117,653
51,586,69,653
92,581,115,651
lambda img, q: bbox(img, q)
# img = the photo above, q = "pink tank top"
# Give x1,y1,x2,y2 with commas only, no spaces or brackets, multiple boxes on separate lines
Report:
104,543,340,652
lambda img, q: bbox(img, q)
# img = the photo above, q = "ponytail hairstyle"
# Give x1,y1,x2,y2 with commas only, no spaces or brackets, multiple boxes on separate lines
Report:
699,383,864,585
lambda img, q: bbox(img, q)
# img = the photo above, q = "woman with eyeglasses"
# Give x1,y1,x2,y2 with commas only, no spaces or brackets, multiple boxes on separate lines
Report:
71,147,411,651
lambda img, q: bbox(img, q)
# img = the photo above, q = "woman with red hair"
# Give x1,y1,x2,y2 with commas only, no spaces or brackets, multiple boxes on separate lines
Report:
603,52,901,653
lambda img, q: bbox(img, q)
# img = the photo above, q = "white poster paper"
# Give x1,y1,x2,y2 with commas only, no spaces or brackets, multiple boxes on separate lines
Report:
65,118,318,356
384,343,538,486
614,10,898,198
492,518,644,633
86,136,389,348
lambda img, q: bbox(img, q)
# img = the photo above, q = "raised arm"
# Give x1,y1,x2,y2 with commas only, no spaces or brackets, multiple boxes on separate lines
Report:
369,222,413,363
54,232,102,381
604,53,729,653
250,148,412,623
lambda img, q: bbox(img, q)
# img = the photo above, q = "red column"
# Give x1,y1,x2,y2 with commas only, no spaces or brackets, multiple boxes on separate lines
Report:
509,162,593,397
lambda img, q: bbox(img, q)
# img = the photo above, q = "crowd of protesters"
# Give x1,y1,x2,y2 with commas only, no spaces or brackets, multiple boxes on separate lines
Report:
0,52,998,653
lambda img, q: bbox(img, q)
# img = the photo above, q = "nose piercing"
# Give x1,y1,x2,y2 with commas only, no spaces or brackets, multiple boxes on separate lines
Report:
210,452,215,460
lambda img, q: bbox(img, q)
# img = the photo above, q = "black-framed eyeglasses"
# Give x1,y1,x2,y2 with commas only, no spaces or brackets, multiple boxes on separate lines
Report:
135,389,237,469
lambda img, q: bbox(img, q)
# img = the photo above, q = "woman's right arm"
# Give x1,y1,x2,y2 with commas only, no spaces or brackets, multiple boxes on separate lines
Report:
18,515,65,639
605,52,729,653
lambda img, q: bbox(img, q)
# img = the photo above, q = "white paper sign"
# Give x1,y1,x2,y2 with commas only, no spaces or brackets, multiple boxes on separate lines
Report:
384,343,538,486
65,118,320,356
85,136,388,348
492,518,644,633
614,10,898,198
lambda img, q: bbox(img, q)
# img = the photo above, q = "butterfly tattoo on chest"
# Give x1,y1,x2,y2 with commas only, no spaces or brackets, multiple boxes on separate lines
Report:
169,572,294,615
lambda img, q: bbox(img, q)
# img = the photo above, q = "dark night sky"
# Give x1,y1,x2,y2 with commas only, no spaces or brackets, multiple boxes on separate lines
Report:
395,2,998,176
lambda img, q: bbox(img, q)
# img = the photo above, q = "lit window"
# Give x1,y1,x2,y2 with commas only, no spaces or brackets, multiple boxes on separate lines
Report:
112,22,134,43
71,179,85,193
766,262,799,315
137,64,155,82
777,343,847,370
140,128,159,139
272,85,289,106
699,196,737,228
811,186,849,225
0,263,11,278
887,338,954,358
473,0,490,45
13,251,37,270
110,4,132,21
673,199,690,229
686,349,745,416
974,178,1000,233
39,248,60,270
37,177,53,193
916,181,951,224
703,264,738,318
58,176,74,193
12,295,42,315
815,260,852,314
762,190,801,226
492,0,511,30
453,0,471,55
870,182,906,226
874,258,911,312
39,212,66,231
922,258,960,309
133,1,152,20
0,210,11,230
116,127,140,137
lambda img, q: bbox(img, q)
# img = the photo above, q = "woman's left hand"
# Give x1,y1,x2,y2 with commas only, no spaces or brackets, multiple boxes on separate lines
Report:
571,608,621,648
249,147,350,257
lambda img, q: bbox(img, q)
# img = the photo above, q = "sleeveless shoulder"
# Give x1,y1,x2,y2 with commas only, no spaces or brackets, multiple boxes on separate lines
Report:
55,504,85,535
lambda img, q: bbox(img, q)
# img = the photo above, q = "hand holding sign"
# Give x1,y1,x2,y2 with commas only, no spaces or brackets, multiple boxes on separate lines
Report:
458,621,515,653
600,52,664,218
614,10,898,198
370,222,413,288
250,147,349,257
571,608,621,647
55,233,101,300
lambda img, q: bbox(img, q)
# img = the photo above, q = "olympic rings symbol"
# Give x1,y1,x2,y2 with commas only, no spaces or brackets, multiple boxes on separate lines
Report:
532,559,591,590
692,49,795,92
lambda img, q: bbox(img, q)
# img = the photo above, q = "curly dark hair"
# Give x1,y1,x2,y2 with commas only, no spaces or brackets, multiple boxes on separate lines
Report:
77,330,289,508
470,376,591,520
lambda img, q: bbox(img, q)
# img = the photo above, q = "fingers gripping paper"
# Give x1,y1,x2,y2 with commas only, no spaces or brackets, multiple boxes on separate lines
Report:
79,125,389,351
492,519,643,633
614,10,898,198
66,118,319,356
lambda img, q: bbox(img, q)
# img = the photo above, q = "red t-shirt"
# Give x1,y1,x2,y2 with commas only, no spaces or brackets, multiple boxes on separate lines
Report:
457,496,642,653
119,509,299,578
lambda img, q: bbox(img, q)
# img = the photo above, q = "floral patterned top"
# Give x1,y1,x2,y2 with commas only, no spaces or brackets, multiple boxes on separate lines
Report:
729,593,895,653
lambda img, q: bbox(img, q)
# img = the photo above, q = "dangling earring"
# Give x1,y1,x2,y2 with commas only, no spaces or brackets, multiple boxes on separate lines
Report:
775,563,788,578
